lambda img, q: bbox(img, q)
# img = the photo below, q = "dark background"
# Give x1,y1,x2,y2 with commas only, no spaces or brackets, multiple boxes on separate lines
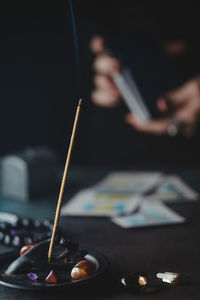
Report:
0,0,200,167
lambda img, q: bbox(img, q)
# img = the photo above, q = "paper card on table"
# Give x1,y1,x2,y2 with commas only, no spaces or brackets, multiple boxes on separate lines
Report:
111,200,185,228
150,175,198,202
95,171,163,194
61,189,140,217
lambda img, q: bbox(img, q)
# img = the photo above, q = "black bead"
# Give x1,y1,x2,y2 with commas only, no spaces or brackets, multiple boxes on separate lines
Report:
22,218,31,227
0,223,8,231
12,236,21,247
0,232,5,241
4,234,11,245
24,236,33,245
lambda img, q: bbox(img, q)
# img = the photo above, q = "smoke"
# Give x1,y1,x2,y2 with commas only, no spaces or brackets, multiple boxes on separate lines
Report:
68,0,82,94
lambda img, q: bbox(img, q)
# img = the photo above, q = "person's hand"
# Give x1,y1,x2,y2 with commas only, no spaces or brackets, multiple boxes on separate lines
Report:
90,36,122,107
125,77,200,137
90,36,200,137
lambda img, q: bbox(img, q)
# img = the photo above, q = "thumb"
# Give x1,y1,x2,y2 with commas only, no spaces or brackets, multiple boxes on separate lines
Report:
157,98,168,112
90,35,106,54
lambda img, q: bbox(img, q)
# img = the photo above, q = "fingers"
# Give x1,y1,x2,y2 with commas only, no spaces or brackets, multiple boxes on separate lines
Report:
93,54,120,76
92,75,121,107
91,89,121,107
125,113,169,135
94,74,118,92
175,100,200,128
90,35,122,107
165,85,189,104
157,98,168,112
162,79,199,106
90,35,106,54
91,35,121,75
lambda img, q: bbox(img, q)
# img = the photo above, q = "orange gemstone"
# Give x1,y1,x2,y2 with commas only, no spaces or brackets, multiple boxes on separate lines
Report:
20,243,36,256
71,260,95,280
45,270,58,283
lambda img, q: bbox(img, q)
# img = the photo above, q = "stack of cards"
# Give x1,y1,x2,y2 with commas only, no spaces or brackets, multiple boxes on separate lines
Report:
112,68,151,122
147,175,198,202
61,172,161,217
112,200,185,228
95,172,162,194
61,171,198,228
61,189,141,217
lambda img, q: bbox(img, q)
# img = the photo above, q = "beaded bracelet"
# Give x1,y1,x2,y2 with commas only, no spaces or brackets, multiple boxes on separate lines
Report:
0,212,59,248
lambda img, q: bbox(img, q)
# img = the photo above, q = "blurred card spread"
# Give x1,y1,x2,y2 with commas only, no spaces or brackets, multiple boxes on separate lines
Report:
61,171,198,227
111,200,185,228
61,189,141,217
94,172,162,194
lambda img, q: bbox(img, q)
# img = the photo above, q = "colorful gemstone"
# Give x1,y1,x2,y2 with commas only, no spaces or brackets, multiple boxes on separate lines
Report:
71,260,95,280
28,272,38,280
45,270,58,283
121,273,148,289
20,243,36,256
156,272,180,285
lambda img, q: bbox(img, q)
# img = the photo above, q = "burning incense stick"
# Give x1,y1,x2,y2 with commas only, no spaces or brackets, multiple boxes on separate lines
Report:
48,98,82,262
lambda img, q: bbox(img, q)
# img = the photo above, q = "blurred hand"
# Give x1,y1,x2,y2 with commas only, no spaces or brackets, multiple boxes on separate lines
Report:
90,36,200,137
90,36,122,107
125,77,200,137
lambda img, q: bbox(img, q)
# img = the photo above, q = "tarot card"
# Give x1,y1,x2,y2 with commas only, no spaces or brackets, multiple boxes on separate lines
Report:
61,189,140,217
112,70,151,122
95,171,163,194
150,175,198,202
112,200,185,228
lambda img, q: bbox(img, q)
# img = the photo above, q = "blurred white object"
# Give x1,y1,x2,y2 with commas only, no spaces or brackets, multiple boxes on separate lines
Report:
0,147,58,201
112,68,151,122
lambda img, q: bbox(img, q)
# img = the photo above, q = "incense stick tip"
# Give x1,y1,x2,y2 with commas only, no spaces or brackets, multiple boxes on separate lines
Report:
78,98,83,106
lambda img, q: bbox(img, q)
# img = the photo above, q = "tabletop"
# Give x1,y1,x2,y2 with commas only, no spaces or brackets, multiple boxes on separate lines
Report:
0,166,200,300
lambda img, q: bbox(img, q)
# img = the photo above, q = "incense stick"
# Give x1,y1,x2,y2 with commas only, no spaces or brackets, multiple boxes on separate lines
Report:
48,98,82,262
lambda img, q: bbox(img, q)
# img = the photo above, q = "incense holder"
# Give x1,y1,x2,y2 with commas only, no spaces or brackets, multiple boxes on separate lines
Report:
0,238,108,290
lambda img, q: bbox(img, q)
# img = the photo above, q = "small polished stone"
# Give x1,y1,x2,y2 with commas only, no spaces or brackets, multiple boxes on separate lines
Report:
121,273,148,290
24,236,33,245
71,260,95,280
60,237,70,245
20,243,36,256
28,272,38,280
156,272,180,285
45,270,58,283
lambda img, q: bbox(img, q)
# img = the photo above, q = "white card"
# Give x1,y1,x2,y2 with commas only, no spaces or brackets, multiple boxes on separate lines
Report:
112,68,151,122
95,171,163,194
112,200,185,228
150,175,198,202
61,188,140,217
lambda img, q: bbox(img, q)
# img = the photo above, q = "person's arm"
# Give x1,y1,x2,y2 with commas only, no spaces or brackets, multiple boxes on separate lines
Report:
125,77,200,137
90,36,200,137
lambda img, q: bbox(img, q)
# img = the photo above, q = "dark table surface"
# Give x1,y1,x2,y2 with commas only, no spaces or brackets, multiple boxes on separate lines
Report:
0,166,200,300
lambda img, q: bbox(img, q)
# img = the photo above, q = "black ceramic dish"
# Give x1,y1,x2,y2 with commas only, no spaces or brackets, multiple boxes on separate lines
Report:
0,248,108,290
